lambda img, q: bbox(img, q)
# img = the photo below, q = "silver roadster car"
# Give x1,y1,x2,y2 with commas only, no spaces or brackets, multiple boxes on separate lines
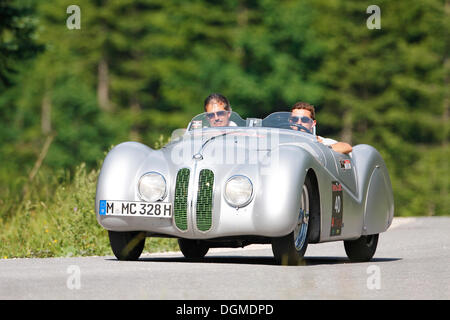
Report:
95,111,394,264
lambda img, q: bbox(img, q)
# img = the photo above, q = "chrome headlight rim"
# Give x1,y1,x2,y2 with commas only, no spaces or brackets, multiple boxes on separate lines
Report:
224,175,254,208
137,171,167,202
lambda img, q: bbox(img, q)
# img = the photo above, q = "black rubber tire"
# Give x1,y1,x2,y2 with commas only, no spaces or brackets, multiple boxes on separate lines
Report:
344,234,379,262
178,238,209,259
108,230,146,261
272,230,309,265
271,176,313,265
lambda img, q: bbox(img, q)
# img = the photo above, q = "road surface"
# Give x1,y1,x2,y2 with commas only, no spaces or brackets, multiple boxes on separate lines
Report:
0,217,449,299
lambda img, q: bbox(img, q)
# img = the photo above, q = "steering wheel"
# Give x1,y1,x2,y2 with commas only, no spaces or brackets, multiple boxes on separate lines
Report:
274,122,296,130
290,123,312,134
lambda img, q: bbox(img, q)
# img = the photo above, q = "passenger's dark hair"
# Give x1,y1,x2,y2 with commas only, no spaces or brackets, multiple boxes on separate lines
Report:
204,93,231,112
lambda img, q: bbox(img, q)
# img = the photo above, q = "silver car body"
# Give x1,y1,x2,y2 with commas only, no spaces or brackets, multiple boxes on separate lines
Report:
95,112,394,244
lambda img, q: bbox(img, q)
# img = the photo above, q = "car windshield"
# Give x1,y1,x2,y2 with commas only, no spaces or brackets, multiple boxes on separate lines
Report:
261,112,315,134
187,111,314,135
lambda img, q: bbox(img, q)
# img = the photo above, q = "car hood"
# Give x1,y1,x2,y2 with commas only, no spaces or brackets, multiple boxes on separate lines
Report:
162,127,322,169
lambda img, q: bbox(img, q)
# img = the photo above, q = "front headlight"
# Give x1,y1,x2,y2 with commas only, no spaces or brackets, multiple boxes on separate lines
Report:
224,175,253,208
138,172,167,202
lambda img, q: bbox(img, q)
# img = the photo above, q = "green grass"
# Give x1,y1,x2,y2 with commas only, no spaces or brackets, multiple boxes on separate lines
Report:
0,163,179,259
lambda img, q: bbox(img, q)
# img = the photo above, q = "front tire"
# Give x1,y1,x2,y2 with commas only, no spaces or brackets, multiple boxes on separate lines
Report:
178,239,209,259
108,231,146,261
272,177,312,265
344,234,379,262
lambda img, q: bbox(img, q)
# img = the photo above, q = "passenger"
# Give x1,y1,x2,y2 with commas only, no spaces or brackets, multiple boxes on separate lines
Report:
203,93,232,127
290,102,352,154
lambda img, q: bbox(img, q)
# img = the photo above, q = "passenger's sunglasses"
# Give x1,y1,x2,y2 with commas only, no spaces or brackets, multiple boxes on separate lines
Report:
206,110,230,119
289,116,313,124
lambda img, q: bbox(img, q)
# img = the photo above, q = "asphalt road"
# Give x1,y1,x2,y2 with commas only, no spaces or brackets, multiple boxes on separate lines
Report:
0,217,449,300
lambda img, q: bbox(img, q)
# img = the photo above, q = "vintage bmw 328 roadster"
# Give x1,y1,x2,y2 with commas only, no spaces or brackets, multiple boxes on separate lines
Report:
95,111,394,264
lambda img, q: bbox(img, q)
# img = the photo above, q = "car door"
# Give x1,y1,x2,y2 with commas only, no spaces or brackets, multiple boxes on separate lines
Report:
325,148,359,238
329,151,357,196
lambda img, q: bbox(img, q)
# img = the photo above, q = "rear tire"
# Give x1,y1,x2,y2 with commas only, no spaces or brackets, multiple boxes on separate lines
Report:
272,176,312,265
344,234,379,262
108,231,146,261
178,239,209,259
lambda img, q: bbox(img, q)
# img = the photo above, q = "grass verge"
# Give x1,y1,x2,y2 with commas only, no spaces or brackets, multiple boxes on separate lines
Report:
0,163,179,259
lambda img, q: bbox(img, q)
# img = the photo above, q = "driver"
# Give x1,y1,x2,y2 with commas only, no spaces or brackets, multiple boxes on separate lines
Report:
203,93,234,127
290,102,352,154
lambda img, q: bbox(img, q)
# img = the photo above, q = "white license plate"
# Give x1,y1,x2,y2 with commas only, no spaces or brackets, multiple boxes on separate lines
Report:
99,200,172,218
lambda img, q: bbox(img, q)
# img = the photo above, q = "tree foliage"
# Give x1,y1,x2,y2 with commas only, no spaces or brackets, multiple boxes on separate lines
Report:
0,0,448,218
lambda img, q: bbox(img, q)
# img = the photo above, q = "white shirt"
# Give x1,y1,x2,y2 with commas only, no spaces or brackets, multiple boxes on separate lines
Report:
318,136,338,146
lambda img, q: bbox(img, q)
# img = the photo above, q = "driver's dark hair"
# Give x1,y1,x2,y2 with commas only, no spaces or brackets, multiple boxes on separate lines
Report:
204,93,231,112
291,101,315,120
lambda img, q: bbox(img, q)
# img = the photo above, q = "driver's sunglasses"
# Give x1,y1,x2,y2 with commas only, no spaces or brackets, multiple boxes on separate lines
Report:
289,116,313,124
206,110,230,119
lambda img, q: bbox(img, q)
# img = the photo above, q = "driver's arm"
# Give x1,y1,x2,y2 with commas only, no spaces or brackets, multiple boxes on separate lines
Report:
317,136,352,154
330,142,352,154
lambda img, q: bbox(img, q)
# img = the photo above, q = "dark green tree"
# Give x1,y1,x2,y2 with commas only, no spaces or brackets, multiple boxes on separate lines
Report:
311,0,449,215
0,0,42,91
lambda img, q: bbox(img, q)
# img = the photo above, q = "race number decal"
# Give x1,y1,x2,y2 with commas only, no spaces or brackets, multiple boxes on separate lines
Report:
339,159,352,170
330,181,343,236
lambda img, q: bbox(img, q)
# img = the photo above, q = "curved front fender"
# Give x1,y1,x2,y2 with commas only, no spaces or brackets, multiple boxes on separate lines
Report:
95,142,157,226
252,145,316,237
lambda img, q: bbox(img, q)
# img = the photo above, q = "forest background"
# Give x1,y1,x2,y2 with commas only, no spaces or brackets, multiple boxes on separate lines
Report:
0,0,448,258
